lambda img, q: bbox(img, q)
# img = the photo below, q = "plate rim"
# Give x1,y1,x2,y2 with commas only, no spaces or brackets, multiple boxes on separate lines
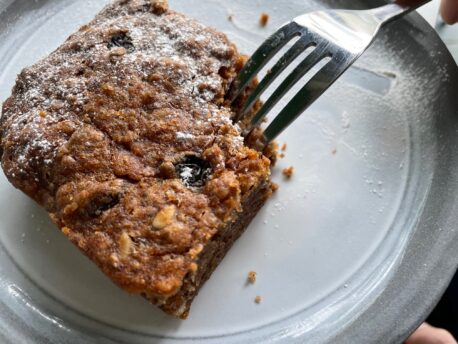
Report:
0,0,457,343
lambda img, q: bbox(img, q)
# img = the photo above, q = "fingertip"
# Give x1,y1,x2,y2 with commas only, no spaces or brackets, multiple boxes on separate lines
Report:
441,0,458,25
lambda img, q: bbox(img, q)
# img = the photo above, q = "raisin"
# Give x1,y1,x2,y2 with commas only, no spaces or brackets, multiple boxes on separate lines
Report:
75,67,85,76
141,4,151,12
108,33,135,53
131,236,149,246
86,193,121,217
175,156,212,187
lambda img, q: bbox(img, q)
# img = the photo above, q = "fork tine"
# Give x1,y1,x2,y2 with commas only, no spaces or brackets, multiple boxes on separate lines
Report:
244,43,330,133
229,22,303,103
260,55,351,144
236,36,316,122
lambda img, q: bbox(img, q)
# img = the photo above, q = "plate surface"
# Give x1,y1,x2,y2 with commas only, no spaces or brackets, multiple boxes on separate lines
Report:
0,0,457,343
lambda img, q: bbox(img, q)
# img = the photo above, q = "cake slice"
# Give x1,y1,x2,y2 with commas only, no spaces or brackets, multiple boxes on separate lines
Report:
0,0,272,318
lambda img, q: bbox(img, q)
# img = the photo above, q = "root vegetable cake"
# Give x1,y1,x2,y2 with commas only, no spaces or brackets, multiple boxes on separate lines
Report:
0,0,272,318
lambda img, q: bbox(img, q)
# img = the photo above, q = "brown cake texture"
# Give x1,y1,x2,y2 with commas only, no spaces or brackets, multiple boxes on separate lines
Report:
0,0,272,318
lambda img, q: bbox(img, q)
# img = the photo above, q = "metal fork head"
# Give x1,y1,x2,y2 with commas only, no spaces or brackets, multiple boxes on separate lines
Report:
230,2,428,149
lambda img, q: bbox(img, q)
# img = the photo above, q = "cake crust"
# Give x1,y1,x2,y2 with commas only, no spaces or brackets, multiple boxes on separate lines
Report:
0,0,271,318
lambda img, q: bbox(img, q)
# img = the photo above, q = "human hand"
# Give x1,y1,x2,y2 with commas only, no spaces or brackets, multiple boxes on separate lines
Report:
441,0,458,24
405,323,457,344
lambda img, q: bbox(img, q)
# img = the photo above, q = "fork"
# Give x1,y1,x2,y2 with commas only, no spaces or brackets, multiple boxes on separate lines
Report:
230,0,431,148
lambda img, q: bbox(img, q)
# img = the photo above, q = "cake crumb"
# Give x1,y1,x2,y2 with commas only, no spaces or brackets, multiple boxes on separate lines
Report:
247,271,257,284
150,0,169,14
270,182,279,192
282,166,294,178
263,140,279,167
259,13,269,27
189,263,198,273
110,47,126,56
279,153,285,159
332,148,337,155
255,295,262,304
281,143,287,151
228,14,234,22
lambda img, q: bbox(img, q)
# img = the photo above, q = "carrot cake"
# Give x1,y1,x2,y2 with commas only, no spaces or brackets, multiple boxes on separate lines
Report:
0,0,272,318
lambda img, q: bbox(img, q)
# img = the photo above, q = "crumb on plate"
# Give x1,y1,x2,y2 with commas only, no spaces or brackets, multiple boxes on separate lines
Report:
281,143,287,151
282,166,294,178
270,182,279,192
263,140,279,167
255,295,262,304
259,12,269,27
247,271,257,284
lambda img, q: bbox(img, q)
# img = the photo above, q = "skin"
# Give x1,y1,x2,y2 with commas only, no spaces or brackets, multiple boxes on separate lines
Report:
405,323,457,344
441,0,458,24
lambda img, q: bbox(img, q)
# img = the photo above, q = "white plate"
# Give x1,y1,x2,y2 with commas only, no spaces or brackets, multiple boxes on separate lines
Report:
0,0,458,343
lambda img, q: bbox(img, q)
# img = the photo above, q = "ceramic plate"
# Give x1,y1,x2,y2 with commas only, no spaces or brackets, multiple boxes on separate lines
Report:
0,0,457,343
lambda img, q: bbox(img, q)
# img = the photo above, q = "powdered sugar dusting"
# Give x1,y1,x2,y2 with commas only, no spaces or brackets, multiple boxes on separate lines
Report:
176,131,194,139
179,166,194,184
1,0,246,185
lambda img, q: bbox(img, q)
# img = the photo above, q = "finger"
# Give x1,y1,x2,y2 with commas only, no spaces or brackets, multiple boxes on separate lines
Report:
441,0,458,25
405,323,457,344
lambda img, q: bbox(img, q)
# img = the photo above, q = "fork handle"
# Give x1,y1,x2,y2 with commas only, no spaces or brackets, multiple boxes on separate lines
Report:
371,0,432,24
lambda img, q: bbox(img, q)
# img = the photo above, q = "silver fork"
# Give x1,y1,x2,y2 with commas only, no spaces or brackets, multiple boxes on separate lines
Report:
230,0,430,148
